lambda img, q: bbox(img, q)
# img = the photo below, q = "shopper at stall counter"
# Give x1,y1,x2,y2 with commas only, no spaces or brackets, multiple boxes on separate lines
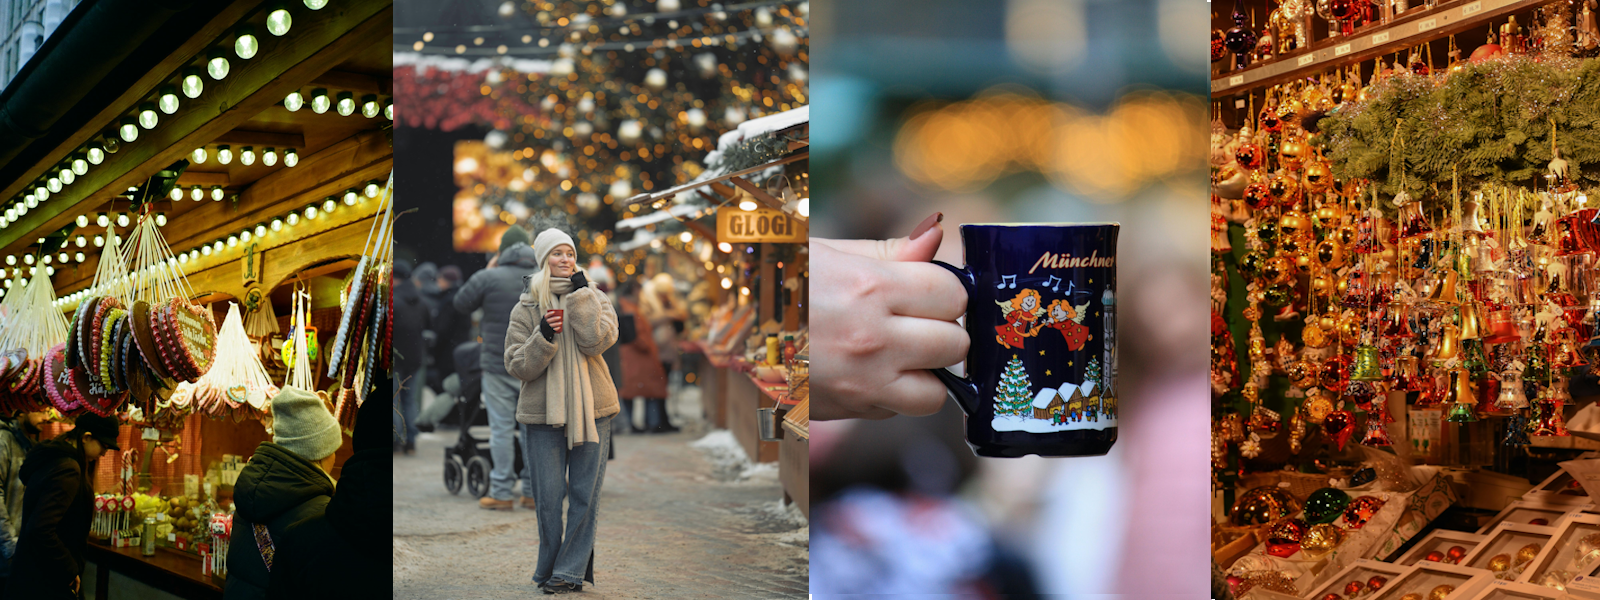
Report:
454,226,542,511
0,410,45,596
503,228,620,594
393,260,431,455
4,413,119,600
223,387,342,600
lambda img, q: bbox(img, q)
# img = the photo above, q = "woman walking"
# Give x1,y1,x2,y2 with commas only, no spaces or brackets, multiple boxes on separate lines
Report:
5,414,120,599
616,282,669,434
503,228,620,594
638,273,687,433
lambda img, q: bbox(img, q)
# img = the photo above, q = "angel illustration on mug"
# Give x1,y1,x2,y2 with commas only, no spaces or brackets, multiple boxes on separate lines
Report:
995,289,1092,350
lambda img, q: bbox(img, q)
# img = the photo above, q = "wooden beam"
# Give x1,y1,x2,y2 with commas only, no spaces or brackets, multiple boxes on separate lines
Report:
0,0,268,205
213,130,307,149
728,177,785,210
185,217,376,304
175,172,230,187
310,70,392,96
0,1,394,254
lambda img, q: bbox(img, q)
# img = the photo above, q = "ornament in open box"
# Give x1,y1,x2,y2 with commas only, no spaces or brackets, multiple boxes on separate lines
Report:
1392,530,1486,567
1365,560,1493,600
1478,500,1583,534
1303,558,1415,600
1514,513,1600,590
1460,523,1559,581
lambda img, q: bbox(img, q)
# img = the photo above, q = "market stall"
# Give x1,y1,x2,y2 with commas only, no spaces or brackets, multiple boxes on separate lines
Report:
618,106,808,469
1211,0,1600,597
0,0,391,596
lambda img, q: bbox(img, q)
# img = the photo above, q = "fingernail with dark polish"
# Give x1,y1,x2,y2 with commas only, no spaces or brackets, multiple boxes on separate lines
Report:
910,212,943,240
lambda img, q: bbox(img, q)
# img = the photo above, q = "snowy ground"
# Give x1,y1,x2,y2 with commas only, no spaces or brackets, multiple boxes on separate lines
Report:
991,413,1118,433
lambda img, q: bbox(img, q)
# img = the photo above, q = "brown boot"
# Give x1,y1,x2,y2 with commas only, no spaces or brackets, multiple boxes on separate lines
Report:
520,497,537,511
478,497,514,511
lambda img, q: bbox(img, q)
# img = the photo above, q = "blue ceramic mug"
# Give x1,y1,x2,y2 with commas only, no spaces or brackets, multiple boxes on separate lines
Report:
932,223,1119,458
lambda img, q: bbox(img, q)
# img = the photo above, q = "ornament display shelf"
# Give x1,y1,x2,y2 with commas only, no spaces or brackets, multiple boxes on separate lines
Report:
1303,558,1416,600
1212,0,1548,95
1463,579,1567,599
1392,529,1487,566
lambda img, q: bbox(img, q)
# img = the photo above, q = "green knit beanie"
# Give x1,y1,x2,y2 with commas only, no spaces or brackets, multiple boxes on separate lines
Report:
499,225,532,254
270,386,342,462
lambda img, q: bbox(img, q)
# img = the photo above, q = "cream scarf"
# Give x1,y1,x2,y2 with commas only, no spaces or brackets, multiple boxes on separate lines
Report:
545,276,601,449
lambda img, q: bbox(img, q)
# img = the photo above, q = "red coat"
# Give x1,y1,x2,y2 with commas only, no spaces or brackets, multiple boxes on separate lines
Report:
1047,319,1091,351
995,311,1038,349
618,298,669,399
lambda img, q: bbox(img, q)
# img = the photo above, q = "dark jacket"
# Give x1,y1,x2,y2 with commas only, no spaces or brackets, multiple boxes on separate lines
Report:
5,438,92,600
269,372,388,600
429,286,467,393
0,417,35,576
393,276,430,377
453,243,540,376
222,444,336,600
454,341,483,410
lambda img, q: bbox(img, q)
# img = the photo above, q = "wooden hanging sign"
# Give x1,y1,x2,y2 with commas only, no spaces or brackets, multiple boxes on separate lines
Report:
715,207,807,244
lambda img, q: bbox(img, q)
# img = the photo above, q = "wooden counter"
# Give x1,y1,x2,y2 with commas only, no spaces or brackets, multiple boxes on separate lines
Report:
86,540,222,600
779,432,809,519
726,367,779,463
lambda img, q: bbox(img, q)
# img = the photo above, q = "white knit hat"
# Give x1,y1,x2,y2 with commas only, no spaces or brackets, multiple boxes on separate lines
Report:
270,386,342,461
532,228,577,270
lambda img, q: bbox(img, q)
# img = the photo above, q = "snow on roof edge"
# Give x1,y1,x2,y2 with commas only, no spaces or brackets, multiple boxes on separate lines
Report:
394,52,553,74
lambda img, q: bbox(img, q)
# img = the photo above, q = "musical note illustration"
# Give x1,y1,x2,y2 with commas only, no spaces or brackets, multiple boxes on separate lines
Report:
1045,275,1062,292
997,274,1017,289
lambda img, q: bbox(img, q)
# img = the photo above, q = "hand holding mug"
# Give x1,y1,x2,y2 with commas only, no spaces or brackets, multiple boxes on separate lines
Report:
545,309,564,334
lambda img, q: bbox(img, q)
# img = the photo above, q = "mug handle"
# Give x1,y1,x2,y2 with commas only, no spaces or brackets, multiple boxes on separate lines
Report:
929,260,980,416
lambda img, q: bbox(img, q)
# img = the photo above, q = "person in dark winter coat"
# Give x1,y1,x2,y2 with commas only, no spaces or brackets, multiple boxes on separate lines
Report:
266,371,390,600
453,227,542,510
0,411,46,595
617,286,668,434
427,266,467,394
4,414,120,600
393,261,431,454
223,386,343,600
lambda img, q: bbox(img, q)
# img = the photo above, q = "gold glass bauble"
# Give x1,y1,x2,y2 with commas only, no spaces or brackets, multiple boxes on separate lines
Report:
1303,322,1329,349
1231,486,1301,526
1280,139,1308,170
1305,395,1334,423
1294,250,1315,273
1401,594,1424,600
1280,210,1310,238
1316,239,1345,269
1339,313,1363,345
1304,161,1334,193
1300,523,1345,558
1263,255,1294,285
1319,311,1339,332
1281,235,1307,256
1288,359,1318,388
1517,543,1542,565
1488,553,1512,572
1428,585,1455,600
1314,203,1342,223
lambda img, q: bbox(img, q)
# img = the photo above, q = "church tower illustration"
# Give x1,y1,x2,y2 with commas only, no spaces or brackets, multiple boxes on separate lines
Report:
1101,287,1116,398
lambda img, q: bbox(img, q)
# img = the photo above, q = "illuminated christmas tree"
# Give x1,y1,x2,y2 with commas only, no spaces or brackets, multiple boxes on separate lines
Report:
997,357,1032,416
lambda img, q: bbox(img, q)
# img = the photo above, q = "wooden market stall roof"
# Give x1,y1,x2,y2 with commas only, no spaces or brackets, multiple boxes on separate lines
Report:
0,0,393,306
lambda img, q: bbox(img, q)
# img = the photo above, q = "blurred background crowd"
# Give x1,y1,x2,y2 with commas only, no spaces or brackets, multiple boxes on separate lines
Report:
809,0,1212,596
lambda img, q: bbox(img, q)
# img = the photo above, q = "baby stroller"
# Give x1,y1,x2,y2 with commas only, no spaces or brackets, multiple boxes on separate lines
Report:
442,341,523,498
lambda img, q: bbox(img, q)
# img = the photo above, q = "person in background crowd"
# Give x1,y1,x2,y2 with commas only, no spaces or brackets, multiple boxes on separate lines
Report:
224,387,343,600
638,273,686,433
0,411,46,596
414,262,443,318
616,281,668,435
5,414,119,600
428,265,467,395
502,228,620,594
584,266,631,451
454,226,542,511
413,262,444,392
393,261,431,455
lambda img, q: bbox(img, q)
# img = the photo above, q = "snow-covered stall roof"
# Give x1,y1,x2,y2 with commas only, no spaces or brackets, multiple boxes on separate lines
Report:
394,52,552,74
1032,387,1058,409
702,105,809,178
613,203,703,233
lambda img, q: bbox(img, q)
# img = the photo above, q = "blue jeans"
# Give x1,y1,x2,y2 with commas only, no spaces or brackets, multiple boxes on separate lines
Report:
481,371,532,501
393,366,425,447
521,415,613,586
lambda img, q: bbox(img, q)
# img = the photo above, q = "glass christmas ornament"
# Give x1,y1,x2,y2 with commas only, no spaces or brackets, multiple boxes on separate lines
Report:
1243,182,1273,210
1265,518,1309,557
1279,209,1310,238
1231,486,1301,526
1425,550,1446,562
1484,309,1521,344
1323,410,1356,450
1234,142,1265,170
1303,160,1334,193
1397,201,1434,239
1223,7,1258,70
1517,543,1542,566
1429,585,1455,600
1304,488,1352,524
1350,345,1383,380
1300,523,1344,558
1445,368,1479,423
1382,303,1413,338
1342,496,1386,528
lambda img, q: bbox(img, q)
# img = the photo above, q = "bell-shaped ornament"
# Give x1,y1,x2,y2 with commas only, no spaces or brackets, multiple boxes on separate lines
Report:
1530,202,1554,245
1557,214,1587,257
1383,303,1415,339
1552,331,1588,368
1462,339,1490,377
1427,269,1460,305
1397,200,1434,239
1434,324,1462,360
1484,309,1522,344
1352,214,1382,254
1446,368,1480,423
1495,374,1529,411
1473,239,1498,273
1397,355,1428,391
1461,197,1488,236
1459,304,1484,340
1415,374,1446,408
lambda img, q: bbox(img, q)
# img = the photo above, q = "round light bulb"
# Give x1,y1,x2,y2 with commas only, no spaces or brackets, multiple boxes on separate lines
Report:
75,253,84,263
119,118,138,142
286,213,299,226
115,213,129,227
213,241,224,252
384,98,392,120
182,68,203,98
138,103,158,129
94,235,103,247
344,189,359,204
227,235,238,247
178,253,187,264
22,255,31,265
720,277,732,289
32,187,44,202
71,157,87,175
96,213,108,227
284,91,304,112
207,51,230,80
42,254,51,265
240,147,255,166
234,27,258,59
158,86,180,114
201,245,211,256
240,230,252,243
74,235,85,247
87,146,104,165
74,215,87,227
217,145,232,164
211,186,224,201
191,186,203,201
271,218,283,231
322,198,336,213
305,0,327,9
361,94,379,118
191,147,208,163
254,224,266,237
267,5,292,36
283,148,298,167
58,169,73,185
363,181,379,198
310,89,330,114
44,266,52,277
263,148,277,166
335,92,355,116
304,205,318,219
46,178,60,193
155,213,167,227
170,187,184,201
23,197,35,209
3,256,12,266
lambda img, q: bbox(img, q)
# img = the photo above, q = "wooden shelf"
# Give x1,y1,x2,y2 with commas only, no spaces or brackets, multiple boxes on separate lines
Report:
1212,0,1549,96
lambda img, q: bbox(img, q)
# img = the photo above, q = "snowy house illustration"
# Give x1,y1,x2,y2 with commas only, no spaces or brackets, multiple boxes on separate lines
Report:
1032,388,1064,420
1081,380,1100,421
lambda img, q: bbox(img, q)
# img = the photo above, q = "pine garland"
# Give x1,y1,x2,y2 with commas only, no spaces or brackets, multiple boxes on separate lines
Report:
712,134,797,174
1322,55,1600,210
